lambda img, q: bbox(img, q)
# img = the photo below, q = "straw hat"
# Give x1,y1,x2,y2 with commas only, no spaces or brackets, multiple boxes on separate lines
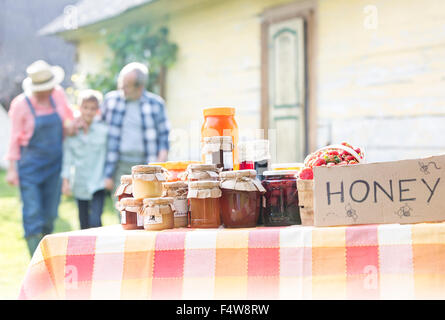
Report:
22,60,65,92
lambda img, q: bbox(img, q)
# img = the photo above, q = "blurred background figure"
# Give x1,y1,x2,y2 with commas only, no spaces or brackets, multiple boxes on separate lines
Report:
6,60,74,256
100,62,171,203
62,89,108,230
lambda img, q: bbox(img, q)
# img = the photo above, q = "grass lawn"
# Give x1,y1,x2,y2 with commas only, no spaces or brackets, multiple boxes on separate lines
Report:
0,170,119,299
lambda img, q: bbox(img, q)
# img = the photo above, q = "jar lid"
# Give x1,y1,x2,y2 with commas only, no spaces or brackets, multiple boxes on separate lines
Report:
187,163,218,171
119,197,143,206
220,170,265,192
120,175,132,184
271,163,304,170
132,165,164,174
163,181,188,189
162,161,201,170
203,107,235,117
188,180,221,198
184,163,220,180
219,169,257,179
143,197,174,206
263,170,299,176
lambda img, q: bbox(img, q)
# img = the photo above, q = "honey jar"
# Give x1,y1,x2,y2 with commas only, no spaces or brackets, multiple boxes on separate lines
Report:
117,197,144,230
140,197,175,231
131,165,165,199
162,181,189,228
187,180,222,228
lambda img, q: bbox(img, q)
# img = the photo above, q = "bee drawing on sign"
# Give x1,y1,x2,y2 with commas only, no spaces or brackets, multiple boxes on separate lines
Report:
345,203,358,222
322,211,337,222
395,204,413,218
418,161,441,175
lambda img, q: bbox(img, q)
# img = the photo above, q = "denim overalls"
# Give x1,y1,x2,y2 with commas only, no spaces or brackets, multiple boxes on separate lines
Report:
17,95,63,254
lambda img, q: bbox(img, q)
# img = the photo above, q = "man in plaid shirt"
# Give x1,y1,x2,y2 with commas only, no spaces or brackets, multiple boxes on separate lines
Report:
101,62,170,194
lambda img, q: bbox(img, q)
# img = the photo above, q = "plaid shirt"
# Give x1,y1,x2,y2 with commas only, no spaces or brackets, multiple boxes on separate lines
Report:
101,90,170,178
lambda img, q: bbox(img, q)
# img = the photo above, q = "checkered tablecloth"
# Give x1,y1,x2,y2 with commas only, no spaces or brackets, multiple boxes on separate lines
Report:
19,222,445,299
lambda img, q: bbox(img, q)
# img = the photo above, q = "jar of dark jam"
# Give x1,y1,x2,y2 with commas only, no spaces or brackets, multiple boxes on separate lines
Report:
219,170,265,228
261,170,301,226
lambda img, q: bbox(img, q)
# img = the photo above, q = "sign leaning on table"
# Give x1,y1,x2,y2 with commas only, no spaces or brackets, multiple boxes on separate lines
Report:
313,154,445,227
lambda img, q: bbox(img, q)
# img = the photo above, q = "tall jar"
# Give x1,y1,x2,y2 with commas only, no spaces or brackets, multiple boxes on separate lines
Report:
114,175,133,202
140,197,175,231
162,181,189,228
131,165,165,199
261,170,301,226
219,170,265,228
201,136,234,171
201,107,239,170
183,163,220,182
187,180,222,228
117,197,144,230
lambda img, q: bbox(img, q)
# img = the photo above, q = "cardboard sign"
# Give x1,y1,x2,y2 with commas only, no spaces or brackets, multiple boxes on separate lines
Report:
313,154,445,227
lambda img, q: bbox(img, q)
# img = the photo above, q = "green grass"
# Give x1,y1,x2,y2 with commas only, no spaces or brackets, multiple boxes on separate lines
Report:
0,170,119,299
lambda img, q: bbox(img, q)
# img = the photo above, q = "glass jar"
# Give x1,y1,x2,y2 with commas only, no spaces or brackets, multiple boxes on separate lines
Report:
140,197,175,231
219,170,265,228
162,181,189,228
202,136,234,171
238,140,270,181
188,180,222,228
131,165,165,199
118,197,144,230
261,170,301,226
183,163,220,182
114,175,133,202
201,107,239,170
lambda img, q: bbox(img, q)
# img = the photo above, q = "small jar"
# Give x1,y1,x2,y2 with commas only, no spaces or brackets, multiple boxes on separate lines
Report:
140,197,175,231
261,170,301,226
162,181,189,228
219,170,265,228
131,165,165,199
117,197,144,230
187,180,222,228
114,175,133,202
238,140,271,181
183,163,220,182
201,136,234,171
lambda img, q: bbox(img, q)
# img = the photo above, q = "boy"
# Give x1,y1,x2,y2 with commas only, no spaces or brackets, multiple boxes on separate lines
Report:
62,90,108,229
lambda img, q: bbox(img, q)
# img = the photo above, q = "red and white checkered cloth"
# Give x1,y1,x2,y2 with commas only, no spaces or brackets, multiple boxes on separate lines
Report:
19,222,445,299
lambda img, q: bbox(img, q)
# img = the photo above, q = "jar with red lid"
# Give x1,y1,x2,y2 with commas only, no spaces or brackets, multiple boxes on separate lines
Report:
219,170,265,228
261,170,301,226
117,197,144,230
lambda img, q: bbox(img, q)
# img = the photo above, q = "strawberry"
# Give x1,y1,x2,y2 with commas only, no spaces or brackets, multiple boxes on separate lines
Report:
345,155,355,161
313,158,327,166
328,150,339,156
299,167,313,180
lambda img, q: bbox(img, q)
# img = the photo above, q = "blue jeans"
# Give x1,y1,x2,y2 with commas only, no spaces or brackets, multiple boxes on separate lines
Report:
19,170,62,238
76,189,105,229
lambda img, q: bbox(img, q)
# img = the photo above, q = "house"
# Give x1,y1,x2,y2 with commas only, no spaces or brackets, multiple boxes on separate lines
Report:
40,0,445,163
0,106,10,169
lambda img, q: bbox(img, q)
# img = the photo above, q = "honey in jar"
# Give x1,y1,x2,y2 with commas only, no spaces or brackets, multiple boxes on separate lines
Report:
219,170,265,228
140,197,175,231
117,197,144,230
187,180,222,228
162,181,189,228
131,165,165,199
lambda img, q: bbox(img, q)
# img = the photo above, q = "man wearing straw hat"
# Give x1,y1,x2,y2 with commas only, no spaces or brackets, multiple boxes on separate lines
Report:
5,60,76,256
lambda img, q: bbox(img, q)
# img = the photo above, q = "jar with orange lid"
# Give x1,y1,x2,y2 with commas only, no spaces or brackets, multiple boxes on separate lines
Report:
140,197,175,231
150,161,202,182
219,170,265,228
187,180,222,228
162,181,189,228
131,165,165,199
183,163,220,182
114,175,133,202
201,107,239,170
117,197,144,230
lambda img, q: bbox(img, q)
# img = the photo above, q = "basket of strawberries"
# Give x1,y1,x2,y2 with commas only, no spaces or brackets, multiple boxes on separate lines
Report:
297,142,365,225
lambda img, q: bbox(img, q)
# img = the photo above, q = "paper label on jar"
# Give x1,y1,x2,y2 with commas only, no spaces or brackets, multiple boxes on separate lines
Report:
223,151,233,170
144,215,163,225
121,211,126,224
137,213,144,227
205,153,213,165
174,199,188,217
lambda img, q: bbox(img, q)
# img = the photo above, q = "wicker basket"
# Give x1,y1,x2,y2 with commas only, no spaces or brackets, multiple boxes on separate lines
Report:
297,179,314,226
